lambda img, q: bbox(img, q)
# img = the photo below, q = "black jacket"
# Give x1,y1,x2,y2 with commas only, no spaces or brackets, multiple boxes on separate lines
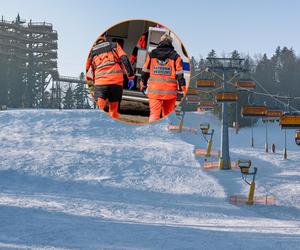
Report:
141,40,185,87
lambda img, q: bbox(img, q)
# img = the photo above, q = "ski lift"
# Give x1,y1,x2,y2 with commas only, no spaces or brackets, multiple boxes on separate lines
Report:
199,100,216,107
187,88,199,95
263,109,283,122
186,95,201,104
196,69,217,89
280,112,300,129
241,105,267,117
235,80,256,91
216,92,238,103
197,79,217,88
295,130,300,146
266,109,283,117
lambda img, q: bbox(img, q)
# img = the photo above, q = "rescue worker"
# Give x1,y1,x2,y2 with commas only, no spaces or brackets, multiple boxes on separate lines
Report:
141,33,186,123
86,35,134,119
130,31,148,65
127,31,149,90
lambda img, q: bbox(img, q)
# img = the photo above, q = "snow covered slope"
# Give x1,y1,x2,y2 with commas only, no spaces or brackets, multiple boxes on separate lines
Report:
0,110,299,249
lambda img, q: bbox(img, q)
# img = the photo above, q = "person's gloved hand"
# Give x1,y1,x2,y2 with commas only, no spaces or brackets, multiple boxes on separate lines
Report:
178,85,187,93
86,80,94,92
128,80,135,90
140,83,147,93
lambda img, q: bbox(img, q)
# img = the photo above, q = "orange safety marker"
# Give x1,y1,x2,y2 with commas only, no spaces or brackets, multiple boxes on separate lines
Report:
194,149,220,157
203,161,239,169
229,195,276,205
167,125,197,133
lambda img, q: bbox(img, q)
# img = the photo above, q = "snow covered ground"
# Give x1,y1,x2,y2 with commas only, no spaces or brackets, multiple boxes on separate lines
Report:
0,109,299,249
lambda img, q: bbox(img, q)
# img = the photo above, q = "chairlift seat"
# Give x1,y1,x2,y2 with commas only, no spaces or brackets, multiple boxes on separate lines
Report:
280,114,300,129
236,80,256,90
216,92,238,102
197,79,216,88
241,105,267,117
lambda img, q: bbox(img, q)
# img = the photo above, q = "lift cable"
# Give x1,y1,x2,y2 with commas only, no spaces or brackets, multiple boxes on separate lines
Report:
198,86,223,94
190,69,207,80
192,69,300,111
237,87,300,112
250,77,300,112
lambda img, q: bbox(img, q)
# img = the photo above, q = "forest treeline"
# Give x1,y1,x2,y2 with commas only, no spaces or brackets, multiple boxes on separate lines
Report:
1,46,299,117
190,46,300,127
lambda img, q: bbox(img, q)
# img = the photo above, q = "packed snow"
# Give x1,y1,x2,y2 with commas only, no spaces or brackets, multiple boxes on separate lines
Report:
0,109,299,249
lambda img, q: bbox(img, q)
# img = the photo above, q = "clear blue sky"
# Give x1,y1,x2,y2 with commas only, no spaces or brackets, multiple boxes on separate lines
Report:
2,0,300,76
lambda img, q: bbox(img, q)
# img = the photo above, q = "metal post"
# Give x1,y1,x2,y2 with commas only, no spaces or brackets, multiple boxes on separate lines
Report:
284,129,287,159
235,102,239,134
251,118,254,147
219,70,231,170
58,81,61,110
265,121,268,153
179,111,185,132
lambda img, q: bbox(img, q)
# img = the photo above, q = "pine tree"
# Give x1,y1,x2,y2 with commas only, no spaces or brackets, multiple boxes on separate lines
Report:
207,49,217,58
231,50,240,59
73,72,91,109
0,57,8,107
189,56,198,88
62,86,74,109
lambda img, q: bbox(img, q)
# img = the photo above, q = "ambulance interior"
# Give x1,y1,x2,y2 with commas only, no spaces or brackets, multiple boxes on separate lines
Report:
106,20,156,60
105,20,190,91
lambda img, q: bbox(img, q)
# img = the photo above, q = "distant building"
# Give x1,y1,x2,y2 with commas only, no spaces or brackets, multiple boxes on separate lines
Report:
0,14,58,107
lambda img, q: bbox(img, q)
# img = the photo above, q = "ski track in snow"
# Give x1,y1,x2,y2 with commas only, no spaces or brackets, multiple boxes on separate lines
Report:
0,109,300,249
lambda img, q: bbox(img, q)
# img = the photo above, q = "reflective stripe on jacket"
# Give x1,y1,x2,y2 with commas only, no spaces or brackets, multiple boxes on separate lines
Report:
86,42,128,86
142,54,183,100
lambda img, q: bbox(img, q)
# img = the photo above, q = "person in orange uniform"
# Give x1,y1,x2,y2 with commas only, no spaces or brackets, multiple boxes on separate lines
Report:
130,31,148,65
141,34,186,123
86,35,134,119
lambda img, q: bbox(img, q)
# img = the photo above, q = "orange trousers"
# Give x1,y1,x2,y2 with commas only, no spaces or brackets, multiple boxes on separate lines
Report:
97,98,120,119
149,98,176,123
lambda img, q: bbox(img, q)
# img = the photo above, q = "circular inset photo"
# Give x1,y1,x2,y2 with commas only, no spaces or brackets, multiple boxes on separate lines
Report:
86,19,191,124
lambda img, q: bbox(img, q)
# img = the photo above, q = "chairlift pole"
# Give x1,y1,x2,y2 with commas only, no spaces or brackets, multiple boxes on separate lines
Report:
265,121,268,153
206,57,245,170
235,101,239,134
284,129,287,159
283,98,291,159
219,69,231,170
251,118,254,147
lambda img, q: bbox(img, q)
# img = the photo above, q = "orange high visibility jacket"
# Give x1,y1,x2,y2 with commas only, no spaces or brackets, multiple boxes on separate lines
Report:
142,50,185,100
86,41,134,86
130,32,148,64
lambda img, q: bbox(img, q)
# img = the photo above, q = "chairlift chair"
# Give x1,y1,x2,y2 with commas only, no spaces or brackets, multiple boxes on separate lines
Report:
280,113,300,129
263,109,283,122
235,80,256,91
197,79,217,88
216,92,238,103
241,105,267,118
